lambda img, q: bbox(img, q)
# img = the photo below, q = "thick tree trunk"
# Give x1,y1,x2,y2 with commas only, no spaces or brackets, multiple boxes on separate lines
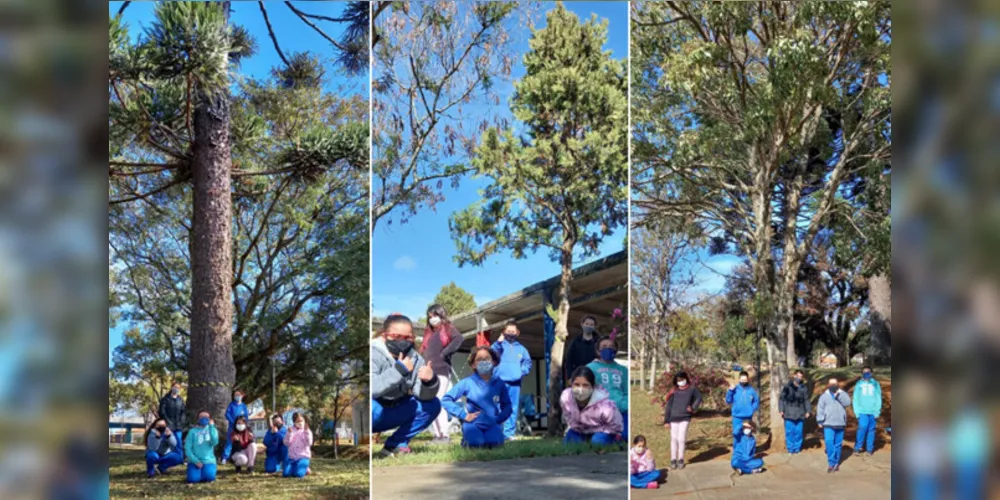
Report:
648,351,657,390
867,273,891,365
766,321,789,451
187,0,235,434
547,245,574,437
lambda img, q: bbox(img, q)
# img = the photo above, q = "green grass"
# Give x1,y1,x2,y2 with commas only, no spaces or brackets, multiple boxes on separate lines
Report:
372,434,625,467
110,445,369,499
630,366,893,464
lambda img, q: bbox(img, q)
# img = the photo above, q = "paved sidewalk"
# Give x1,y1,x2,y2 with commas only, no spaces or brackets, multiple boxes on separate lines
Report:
632,449,891,499
372,452,628,499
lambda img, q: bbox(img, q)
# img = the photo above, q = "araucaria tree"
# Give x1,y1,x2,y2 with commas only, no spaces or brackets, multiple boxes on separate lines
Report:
110,3,368,428
450,3,627,435
632,1,889,448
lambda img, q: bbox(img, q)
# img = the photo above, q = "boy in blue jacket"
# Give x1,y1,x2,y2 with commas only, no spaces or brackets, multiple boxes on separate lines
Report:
222,389,249,463
491,321,532,441
852,366,882,456
442,346,512,448
731,419,765,475
262,413,288,474
725,371,759,447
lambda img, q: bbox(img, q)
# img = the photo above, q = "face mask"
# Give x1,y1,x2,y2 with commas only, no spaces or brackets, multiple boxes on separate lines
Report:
572,386,592,401
743,428,752,436
863,372,872,380
677,380,687,388
582,326,595,335
386,339,414,356
295,421,304,430
504,333,517,341
429,316,441,327
157,426,167,432
171,388,179,395
235,396,242,403
236,424,246,431
475,360,494,376
740,380,749,386
634,446,645,454
794,378,803,384
599,348,616,362
274,423,283,429
828,385,838,393
198,417,210,427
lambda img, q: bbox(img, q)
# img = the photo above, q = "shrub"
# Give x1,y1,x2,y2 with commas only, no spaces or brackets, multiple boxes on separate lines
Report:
651,365,732,413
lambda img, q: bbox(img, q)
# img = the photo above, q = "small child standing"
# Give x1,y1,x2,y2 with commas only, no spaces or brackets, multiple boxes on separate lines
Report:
731,419,765,475
630,435,663,489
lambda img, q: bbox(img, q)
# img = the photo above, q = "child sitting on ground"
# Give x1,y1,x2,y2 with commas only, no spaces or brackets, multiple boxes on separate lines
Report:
630,435,663,489
731,419,765,475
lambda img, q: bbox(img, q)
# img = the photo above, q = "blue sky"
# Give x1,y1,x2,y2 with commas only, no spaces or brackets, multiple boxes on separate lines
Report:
108,1,367,363
372,2,630,319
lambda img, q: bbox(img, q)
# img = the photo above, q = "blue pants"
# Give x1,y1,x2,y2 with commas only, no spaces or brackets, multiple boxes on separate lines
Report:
372,396,442,449
144,450,183,475
564,429,616,446
855,414,876,453
462,423,504,448
172,429,184,458
912,475,939,500
621,411,628,441
784,419,804,453
630,470,661,488
823,427,845,467
264,452,287,473
731,417,750,446
731,457,764,474
185,463,217,483
282,458,310,478
956,462,984,500
502,382,520,440
222,425,234,461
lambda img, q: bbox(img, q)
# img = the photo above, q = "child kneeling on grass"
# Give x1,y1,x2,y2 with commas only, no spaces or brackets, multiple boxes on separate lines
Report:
560,366,623,446
442,346,512,449
185,411,219,484
731,419,765,475
144,418,183,477
630,435,663,489
282,412,313,478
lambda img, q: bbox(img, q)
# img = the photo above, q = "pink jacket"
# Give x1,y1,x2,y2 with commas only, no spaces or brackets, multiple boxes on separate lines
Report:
630,448,656,474
283,426,313,460
560,388,623,436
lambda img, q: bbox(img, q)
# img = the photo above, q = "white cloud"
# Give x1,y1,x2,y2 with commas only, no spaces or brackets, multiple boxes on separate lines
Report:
392,255,416,271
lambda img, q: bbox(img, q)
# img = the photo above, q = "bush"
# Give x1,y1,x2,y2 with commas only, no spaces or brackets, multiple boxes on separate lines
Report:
651,365,732,413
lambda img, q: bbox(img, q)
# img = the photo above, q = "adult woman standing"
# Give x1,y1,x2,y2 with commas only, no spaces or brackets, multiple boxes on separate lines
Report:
420,304,463,444
663,371,702,470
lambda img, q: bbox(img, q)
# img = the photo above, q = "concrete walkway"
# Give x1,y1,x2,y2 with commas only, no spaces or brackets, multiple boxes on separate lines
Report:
632,449,891,499
373,452,628,499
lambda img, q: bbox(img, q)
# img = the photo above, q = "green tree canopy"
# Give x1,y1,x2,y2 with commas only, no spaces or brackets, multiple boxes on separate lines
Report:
431,282,477,319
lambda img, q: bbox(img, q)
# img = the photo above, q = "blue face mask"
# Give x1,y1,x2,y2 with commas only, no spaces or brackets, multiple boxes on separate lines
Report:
863,372,872,380
198,417,210,427
476,360,494,377
599,348,616,362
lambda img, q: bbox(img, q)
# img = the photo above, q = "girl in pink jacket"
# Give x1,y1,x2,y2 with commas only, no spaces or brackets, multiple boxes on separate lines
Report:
630,435,663,488
282,412,313,478
560,366,623,446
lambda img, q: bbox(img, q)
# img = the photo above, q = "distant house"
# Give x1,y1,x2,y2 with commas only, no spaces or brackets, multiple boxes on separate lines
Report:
109,414,147,445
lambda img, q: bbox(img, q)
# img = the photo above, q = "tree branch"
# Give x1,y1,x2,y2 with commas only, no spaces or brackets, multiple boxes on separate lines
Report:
259,2,291,67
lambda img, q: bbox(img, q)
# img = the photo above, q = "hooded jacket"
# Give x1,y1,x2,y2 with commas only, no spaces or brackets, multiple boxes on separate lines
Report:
229,427,255,453
586,360,628,413
146,430,178,456
778,380,812,420
263,426,288,461
158,393,186,430
184,424,218,465
563,334,599,383
491,338,532,384
371,337,439,404
816,389,852,429
731,432,758,468
441,373,512,430
225,401,249,430
560,388,623,436
852,378,883,417
283,426,313,460
725,384,760,419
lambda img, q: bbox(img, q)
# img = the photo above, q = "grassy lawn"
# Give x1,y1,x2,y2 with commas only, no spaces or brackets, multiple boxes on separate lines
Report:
110,444,369,499
372,433,626,467
630,367,892,465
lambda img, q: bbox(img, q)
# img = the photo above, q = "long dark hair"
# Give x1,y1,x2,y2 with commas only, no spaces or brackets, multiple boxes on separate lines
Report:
292,412,309,429
467,346,500,368
143,417,169,444
426,304,450,325
569,366,596,387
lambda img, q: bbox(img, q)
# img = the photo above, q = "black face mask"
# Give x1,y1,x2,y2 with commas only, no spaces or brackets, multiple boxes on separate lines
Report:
156,426,166,432
274,423,283,429
386,339,414,357
740,381,749,386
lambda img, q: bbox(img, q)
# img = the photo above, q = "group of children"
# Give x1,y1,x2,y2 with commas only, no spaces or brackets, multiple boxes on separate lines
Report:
371,311,629,456
630,367,885,488
144,388,315,484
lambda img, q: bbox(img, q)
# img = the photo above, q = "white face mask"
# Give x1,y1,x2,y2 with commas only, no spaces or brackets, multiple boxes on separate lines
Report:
743,428,752,436
295,421,305,429
429,316,441,327
236,424,246,431
572,386,592,401
677,380,687,388
634,446,645,454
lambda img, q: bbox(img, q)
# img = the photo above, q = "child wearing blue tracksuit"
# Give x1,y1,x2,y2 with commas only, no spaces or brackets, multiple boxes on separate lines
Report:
263,413,289,474
222,390,249,463
442,346,512,448
144,418,183,477
817,377,852,472
852,366,882,455
724,371,759,447
491,321,532,440
731,419,765,475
